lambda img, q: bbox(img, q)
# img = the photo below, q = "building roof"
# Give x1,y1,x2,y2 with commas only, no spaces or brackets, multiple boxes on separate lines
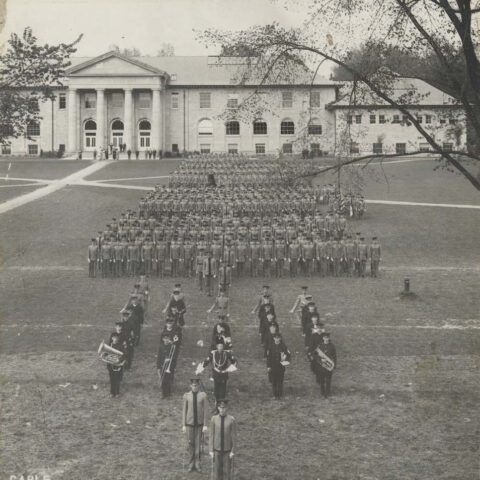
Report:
67,53,336,87
327,77,459,108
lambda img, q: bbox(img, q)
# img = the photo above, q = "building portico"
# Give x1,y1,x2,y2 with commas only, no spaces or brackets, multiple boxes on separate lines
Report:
66,52,167,154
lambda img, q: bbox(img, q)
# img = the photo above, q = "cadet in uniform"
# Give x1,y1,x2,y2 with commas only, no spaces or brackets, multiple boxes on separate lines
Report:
209,400,236,480
201,342,237,402
107,333,126,397
157,318,181,398
307,332,337,397
87,238,99,278
266,333,291,399
182,378,209,473
370,236,381,277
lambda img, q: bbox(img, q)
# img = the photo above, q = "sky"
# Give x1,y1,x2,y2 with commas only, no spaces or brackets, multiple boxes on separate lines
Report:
0,0,307,56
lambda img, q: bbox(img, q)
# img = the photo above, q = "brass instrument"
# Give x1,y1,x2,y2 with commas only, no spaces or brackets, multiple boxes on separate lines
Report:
98,341,125,369
159,343,176,383
315,347,335,372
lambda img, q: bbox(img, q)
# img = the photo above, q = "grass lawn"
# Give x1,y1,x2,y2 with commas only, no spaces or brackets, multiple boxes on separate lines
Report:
0,158,479,480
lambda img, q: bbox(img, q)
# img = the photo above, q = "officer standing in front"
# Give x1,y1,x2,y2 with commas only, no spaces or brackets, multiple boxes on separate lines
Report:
182,378,209,473
209,399,236,480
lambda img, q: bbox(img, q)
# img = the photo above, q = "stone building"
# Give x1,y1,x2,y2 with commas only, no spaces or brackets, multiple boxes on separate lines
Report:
0,51,466,157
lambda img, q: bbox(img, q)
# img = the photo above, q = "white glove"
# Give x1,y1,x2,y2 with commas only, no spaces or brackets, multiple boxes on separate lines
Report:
202,426,208,433
229,452,234,458
182,426,186,433
209,452,214,458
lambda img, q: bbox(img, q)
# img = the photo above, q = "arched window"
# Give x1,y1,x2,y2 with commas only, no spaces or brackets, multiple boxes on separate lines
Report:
111,120,124,130
308,119,322,135
139,120,151,130
27,121,40,136
253,120,267,135
84,120,97,149
84,120,97,130
226,121,240,135
198,118,213,135
111,120,124,148
138,120,151,149
280,119,295,135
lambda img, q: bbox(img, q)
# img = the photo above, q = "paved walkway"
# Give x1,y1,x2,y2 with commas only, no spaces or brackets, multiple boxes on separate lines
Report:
0,161,112,214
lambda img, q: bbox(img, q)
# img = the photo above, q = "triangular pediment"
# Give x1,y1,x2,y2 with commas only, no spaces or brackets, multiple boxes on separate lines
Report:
67,51,166,76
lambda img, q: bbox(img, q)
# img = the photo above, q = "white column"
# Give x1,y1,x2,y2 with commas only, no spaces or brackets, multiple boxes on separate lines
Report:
151,88,161,151
96,88,105,150
124,88,133,151
67,88,77,153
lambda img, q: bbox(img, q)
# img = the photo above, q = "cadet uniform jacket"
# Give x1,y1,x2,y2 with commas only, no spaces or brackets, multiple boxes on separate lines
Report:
182,391,209,427
209,414,236,452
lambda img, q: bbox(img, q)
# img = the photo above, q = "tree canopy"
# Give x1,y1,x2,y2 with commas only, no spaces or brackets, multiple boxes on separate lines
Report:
0,27,82,145
199,0,480,190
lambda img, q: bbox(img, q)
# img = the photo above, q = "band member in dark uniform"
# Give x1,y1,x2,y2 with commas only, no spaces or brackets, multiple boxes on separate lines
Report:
201,343,237,402
182,378,209,473
258,297,276,345
304,312,325,348
163,286,187,327
209,400,236,480
157,318,181,398
211,321,233,351
266,333,291,399
107,334,126,398
263,317,279,358
129,294,145,346
307,332,337,397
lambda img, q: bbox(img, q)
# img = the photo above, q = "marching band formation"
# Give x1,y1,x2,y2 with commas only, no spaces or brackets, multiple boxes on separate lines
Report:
93,154,375,478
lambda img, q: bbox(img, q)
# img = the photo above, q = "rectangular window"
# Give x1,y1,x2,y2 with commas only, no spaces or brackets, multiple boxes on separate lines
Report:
282,143,293,154
347,115,353,125
282,91,293,108
85,93,96,109
140,136,150,148
200,144,211,154
228,144,238,154
226,122,240,135
28,144,39,155
355,115,362,124
416,115,423,124
402,115,410,125
1,145,11,154
311,143,320,156
419,142,430,152
28,98,39,111
280,121,295,135
59,93,66,109
172,143,179,153
310,91,320,108
392,115,400,124
425,115,432,124
138,92,151,109
373,143,383,154
442,142,453,152
396,143,406,154
227,95,238,109
111,93,123,108
253,121,267,135
379,115,386,124
0,124,14,136
449,118,456,125
350,142,359,154
59,144,65,152
369,114,376,124
27,122,40,136
200,92,211,109
440,117,446,124
308,124,322,135
255,143,265,154
171,93,179,109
